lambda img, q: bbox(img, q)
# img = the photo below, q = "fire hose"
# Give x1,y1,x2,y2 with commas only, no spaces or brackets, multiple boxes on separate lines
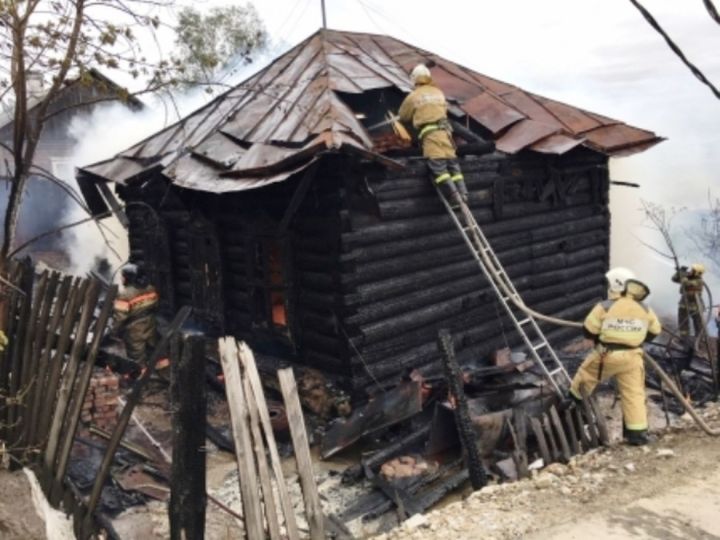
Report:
459,205,720,437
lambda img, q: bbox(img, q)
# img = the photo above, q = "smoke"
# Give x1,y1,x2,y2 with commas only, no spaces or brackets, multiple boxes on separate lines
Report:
59,50,278,278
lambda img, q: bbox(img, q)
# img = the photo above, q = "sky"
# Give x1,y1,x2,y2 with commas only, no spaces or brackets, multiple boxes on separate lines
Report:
64,0,720,318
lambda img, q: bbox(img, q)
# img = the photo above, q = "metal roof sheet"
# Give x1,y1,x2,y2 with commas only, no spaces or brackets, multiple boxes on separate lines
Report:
80,29,663,193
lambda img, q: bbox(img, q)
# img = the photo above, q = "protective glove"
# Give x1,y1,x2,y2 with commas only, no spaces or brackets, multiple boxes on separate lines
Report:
0,330,8,352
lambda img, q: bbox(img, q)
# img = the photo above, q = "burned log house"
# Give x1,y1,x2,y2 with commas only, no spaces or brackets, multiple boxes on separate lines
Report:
78,30,661,398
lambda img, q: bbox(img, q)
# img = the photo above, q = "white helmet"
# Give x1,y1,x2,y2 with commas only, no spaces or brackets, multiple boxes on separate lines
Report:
605,267,635,295
410,64,431,85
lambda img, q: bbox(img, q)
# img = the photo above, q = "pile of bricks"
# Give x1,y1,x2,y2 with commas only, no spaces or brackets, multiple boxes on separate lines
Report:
81,368,120,430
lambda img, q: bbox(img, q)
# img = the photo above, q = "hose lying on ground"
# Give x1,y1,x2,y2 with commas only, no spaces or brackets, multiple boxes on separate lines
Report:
457,205,720,436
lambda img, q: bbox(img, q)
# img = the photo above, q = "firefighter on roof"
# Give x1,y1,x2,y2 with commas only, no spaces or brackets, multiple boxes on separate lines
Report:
112,263,160,368
672,263,706,340
569,268,661,446
398,64,468,208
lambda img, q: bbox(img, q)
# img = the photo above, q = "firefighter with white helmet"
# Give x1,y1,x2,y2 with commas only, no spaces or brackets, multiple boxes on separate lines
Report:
672,262,706,340
569,271,661,446
398,63,468,208
605,266,635,299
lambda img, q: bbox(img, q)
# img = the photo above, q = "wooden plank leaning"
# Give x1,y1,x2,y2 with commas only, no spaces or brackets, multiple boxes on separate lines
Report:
243,373,281,540
5,261,34,454
50,284,117,505
218,337,264,540
278,367,326,540
13,269,50,452
22,271,61,451
79,306,192,539
0,262,27,444
27,275,73,449
238,341,300,540
44,280,100,482
36,278,88,460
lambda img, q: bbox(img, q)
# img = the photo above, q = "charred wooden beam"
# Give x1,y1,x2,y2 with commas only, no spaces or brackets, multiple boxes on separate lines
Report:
437,330,486,490
169,335,207,540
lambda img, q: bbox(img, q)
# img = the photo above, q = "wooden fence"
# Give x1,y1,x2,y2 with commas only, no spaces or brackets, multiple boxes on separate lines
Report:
0,259,117,534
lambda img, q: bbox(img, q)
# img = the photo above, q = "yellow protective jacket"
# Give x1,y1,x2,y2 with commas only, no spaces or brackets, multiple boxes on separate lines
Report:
583,296,661,348
398,80,457,160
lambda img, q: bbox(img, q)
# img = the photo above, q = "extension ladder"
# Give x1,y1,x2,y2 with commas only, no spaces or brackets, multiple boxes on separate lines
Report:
437,191,571,398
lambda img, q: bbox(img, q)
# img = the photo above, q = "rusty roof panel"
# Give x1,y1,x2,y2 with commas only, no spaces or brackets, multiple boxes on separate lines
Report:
429,64,483,102
191,133,246,169
530,133,585,154
582,124,660,152
462,71,518,97
462,92,525,134
496,120,560,154
80,29,662,192
500,90,564,129
536,98,602,134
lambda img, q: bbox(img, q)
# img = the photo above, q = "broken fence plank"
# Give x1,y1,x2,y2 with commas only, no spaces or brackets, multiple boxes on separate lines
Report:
243,373,281,540
48,281,102,504
51,284,117,506
278,367,325,540
238,341,300,540
219,337,264,540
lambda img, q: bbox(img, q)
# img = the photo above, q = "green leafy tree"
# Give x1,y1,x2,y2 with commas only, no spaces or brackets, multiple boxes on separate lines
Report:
174,4,267,85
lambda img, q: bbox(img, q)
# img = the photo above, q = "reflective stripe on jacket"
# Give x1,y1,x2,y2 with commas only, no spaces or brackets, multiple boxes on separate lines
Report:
113,285,159,326
583,296,662,348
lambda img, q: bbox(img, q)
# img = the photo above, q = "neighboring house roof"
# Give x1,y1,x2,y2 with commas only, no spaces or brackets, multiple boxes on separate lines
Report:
0,68,143,131
80,29,663,193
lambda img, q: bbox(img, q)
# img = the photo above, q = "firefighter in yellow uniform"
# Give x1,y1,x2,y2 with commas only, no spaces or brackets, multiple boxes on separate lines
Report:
398,64,468,208
672,263,706,340
112,264,159,367
570,271,661,446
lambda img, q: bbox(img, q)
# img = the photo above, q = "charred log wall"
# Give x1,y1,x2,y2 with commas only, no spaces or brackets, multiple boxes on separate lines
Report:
339,149,610,395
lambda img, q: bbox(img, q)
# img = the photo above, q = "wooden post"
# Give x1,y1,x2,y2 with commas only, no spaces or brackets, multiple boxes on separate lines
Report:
169,334,207,540
218,337,264,540
437,329,487,490
237,341,300,540
278,367,325,540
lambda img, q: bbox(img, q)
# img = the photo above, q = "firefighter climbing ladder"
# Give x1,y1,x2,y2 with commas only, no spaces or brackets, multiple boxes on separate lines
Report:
437,192,571,398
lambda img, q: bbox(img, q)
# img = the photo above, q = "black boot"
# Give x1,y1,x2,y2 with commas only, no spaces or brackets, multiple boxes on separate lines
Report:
438,180,462,209
624,428,650,446
454,179,469,203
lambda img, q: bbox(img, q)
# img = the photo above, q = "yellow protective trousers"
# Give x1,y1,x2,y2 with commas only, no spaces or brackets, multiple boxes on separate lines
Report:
570,347,647,431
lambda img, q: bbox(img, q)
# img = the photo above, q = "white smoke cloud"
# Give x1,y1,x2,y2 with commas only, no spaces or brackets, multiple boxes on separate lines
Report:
59,50,278,278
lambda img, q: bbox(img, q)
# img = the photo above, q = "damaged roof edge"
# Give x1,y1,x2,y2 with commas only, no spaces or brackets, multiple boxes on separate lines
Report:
76,29,664,195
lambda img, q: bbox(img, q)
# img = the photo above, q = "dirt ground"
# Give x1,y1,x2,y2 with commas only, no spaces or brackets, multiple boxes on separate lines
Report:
378,398,720,540
0,469,45,539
